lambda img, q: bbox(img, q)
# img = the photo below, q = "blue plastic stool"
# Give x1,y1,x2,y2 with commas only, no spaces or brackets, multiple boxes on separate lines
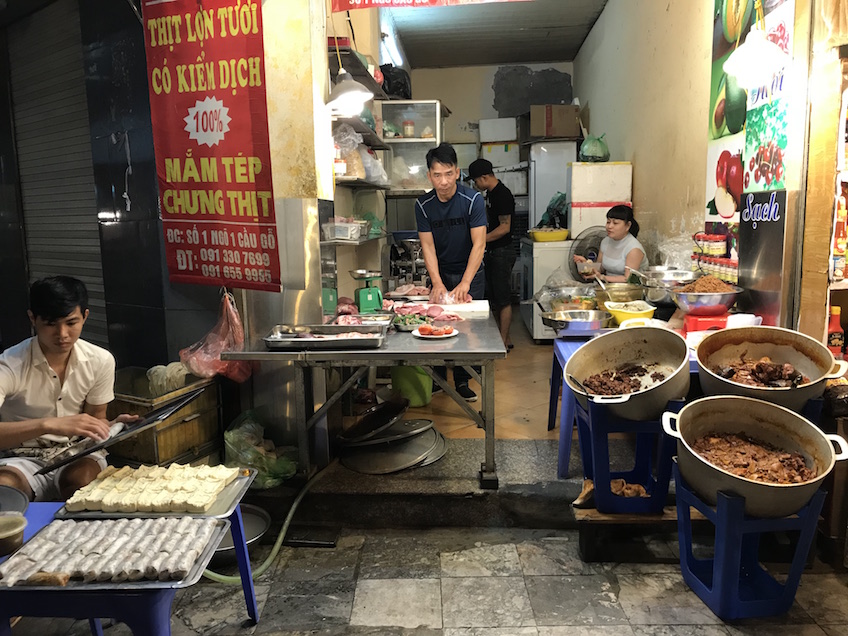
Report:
674,462,825,621
574,397,684,514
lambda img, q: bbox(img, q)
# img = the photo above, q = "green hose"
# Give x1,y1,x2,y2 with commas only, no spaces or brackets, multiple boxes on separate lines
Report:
202,462,330,583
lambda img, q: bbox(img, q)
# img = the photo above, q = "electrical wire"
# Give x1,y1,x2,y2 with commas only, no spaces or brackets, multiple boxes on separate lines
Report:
201,461,331,584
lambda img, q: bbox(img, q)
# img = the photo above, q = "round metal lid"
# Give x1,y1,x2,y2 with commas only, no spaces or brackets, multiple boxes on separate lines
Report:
343,419,434,448
0,486,29,515
341,427,438,475
419,430,447,467
216,504,270,552
338,400,410,445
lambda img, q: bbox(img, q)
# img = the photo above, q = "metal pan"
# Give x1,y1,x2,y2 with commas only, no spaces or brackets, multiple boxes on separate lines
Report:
264,324,386,350
338,399,410,445
34,389,206,476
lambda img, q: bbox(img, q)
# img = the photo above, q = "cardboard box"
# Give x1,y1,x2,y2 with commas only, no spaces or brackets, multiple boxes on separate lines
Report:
530,105,582,138
567,162,632,203
567,200,631,237
481,142,520,167
479,118,517,143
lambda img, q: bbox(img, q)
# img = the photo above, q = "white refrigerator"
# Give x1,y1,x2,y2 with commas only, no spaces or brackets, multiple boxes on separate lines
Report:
528,140,577,228
518,237,573,341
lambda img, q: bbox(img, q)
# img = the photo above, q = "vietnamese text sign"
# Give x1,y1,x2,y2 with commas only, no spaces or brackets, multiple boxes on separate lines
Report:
332,0,531,11
142,0,281,292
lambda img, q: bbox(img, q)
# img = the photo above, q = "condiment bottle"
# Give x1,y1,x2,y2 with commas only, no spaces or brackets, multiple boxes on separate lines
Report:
403,120,415,137
828,306,845,360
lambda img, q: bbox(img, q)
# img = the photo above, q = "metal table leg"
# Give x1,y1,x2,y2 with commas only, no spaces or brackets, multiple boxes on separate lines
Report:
479,360,498,489
230,504,260,624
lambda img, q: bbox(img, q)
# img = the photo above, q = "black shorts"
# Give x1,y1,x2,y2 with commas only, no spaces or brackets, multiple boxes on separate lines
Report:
485,246,516,309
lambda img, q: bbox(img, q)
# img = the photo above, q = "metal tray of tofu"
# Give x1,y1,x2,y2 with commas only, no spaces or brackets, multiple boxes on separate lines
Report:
53,468,257,520
263,324,387,350
0,518,229,591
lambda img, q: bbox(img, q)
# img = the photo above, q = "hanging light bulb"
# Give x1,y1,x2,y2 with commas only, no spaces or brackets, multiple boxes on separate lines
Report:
328,69,374,117
722,1,790,90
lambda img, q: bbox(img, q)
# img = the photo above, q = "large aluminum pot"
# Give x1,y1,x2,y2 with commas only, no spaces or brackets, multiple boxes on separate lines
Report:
564,326,690,421
594,283,644,309
663,396,848,517
697,326,848,412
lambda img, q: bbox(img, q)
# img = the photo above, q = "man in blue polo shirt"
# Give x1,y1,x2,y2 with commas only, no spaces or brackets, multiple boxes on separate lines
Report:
415,143,487,401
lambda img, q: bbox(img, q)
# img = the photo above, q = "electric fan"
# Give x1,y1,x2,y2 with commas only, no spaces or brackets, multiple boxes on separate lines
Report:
567,226,607,281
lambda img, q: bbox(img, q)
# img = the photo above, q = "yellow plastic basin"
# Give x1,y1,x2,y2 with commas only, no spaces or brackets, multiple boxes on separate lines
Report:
604,300,656,325
529,228,569,242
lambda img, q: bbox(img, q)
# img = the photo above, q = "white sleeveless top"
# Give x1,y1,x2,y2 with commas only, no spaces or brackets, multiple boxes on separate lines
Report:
600,234,649,276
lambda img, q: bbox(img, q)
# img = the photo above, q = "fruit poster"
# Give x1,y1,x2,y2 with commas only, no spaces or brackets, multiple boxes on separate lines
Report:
705,0,794,224
141,0,282,292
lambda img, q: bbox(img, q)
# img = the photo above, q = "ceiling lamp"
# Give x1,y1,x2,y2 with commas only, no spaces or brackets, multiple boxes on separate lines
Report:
722,0,790,90
328,69,373,117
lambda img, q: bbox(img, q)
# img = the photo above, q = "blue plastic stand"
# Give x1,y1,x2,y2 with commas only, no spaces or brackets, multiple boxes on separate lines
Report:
674,462,825,621
574,398,684,514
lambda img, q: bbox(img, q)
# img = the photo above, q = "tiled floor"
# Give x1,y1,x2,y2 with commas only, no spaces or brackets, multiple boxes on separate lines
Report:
406,309,560,442
13,527,848,635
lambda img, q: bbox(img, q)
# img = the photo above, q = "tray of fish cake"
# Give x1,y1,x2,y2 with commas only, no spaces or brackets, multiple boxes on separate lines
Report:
55,464,256,519
0,516,229,590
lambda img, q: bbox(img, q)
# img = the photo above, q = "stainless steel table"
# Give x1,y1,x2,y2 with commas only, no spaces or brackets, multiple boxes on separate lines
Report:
224,316,507,488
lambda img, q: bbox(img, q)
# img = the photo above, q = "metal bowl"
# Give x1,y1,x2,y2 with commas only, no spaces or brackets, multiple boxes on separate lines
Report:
670,286,743,315
594,283,644,309
213,504,271,563
350,269,382,280
541,310,613,332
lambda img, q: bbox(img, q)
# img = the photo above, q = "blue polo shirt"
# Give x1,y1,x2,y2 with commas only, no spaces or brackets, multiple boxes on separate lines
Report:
415,184,487,276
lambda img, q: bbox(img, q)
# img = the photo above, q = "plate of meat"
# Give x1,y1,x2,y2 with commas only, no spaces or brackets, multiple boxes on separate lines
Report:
412,326,459,339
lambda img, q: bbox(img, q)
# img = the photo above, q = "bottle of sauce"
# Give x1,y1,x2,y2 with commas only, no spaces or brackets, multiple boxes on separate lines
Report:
828,306,845,360
834,197,847,282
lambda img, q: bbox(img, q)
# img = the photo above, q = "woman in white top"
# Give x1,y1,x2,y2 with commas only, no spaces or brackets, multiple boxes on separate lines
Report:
573,205,649,283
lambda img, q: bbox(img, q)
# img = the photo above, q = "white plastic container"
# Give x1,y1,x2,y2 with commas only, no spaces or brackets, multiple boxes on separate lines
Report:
567,162,633,203
479,118,517,143
481,143,520,167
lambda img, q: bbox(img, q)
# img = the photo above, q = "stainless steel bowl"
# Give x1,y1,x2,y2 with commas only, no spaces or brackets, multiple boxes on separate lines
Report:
643,272,703,305
213,504,271,563
671,286,743,315
595,283,644,309
541,310,613,332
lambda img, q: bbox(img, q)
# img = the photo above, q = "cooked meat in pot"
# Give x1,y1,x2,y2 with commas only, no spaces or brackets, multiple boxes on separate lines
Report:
692,432,816,484
583,363,666,396
714,355,810,388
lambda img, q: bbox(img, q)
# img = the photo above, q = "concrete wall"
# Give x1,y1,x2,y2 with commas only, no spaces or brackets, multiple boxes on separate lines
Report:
411,63,574,143
573,0,712,255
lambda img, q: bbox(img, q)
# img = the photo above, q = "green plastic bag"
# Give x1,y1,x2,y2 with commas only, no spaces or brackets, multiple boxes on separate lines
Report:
224,410,297,489
579,133,610,162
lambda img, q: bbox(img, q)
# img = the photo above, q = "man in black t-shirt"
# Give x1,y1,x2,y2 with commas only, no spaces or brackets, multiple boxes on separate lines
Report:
469,158,516,349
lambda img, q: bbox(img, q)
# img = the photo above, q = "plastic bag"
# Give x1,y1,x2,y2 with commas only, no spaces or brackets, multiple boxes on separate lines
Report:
579,133,610,162
179,293,252,383
657,235,698,271
380,64,412,99
332,123,363,155
358,145,389,184
224,411,297,489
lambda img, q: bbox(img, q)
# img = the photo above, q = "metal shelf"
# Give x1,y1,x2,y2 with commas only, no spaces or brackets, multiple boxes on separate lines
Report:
328,46,388,101
333,117,388,150
320,236,384,247
334,178,390,190
383,137,438,144
386,189,430,198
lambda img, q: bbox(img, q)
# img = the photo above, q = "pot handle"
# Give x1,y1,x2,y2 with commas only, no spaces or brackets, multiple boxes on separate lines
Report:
827,434,848,461
825,359,848,379
592,394,631,404
662,412,681,439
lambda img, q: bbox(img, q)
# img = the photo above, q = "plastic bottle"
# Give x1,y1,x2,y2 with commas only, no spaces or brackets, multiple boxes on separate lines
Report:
835,196,847,256
828,306,845,360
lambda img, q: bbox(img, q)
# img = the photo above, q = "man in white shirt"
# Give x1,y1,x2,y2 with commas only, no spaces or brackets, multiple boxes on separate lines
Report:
0,276,136,501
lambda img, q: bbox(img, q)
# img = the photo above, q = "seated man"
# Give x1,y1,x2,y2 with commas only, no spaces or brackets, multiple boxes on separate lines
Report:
0,276,135,501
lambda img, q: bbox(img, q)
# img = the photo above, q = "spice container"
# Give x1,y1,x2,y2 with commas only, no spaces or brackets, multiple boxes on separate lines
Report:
402,120,415,137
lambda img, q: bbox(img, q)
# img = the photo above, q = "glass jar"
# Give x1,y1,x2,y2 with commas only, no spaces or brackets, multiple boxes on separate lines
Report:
694,232,707,254
691,254,700,272
730,260,739,284
402,120,415,138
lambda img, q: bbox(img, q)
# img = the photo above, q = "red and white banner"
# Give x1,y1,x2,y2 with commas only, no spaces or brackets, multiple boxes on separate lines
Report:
142,0,281,292
332,0,531,11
